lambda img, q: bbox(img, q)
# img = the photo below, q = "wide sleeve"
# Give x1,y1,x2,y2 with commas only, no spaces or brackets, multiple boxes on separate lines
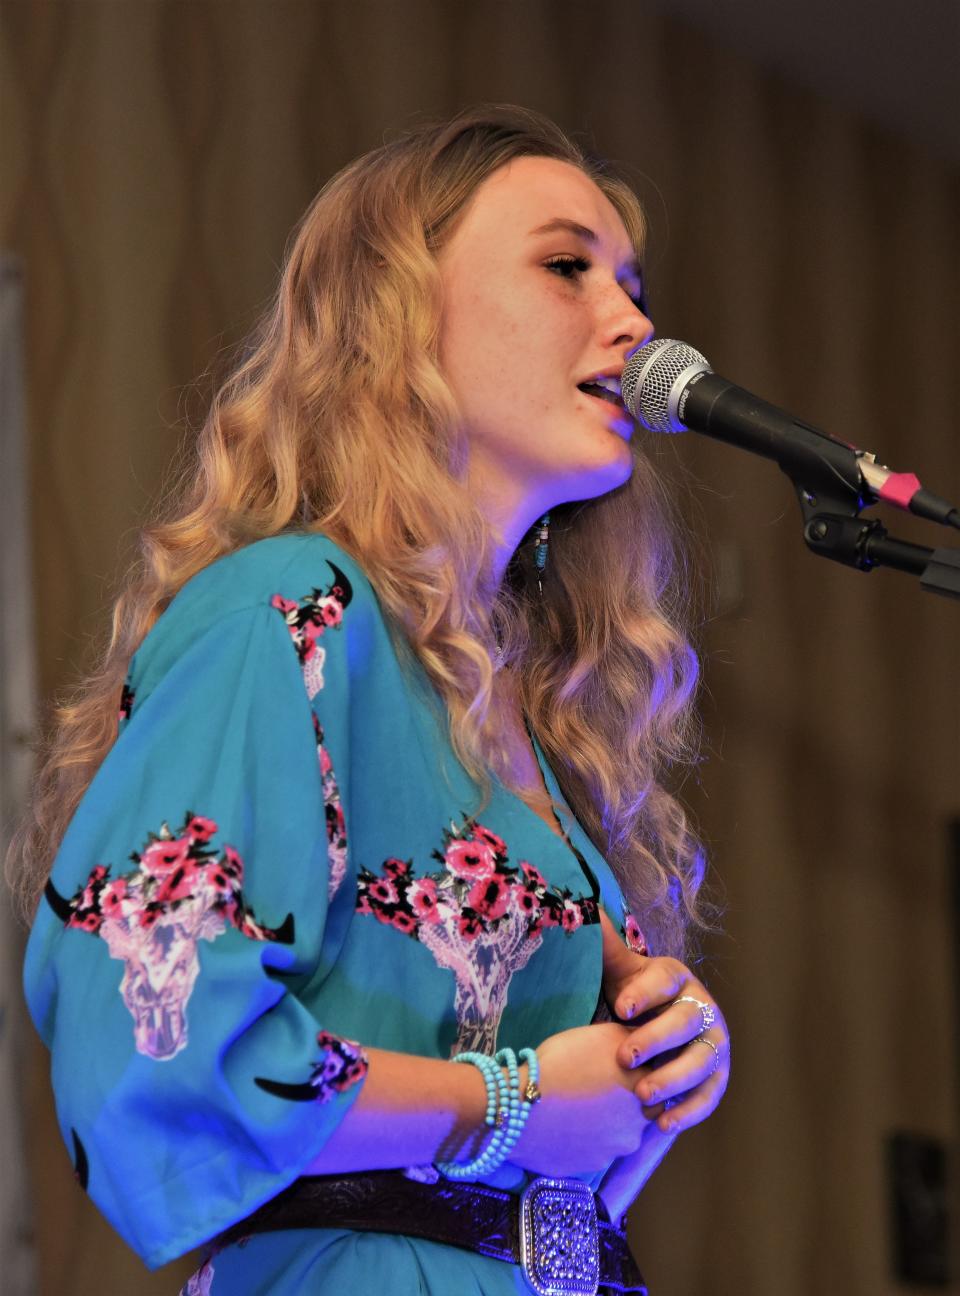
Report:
23,588,368,1268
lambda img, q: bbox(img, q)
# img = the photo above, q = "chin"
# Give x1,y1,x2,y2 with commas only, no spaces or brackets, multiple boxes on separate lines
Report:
559,445,634,504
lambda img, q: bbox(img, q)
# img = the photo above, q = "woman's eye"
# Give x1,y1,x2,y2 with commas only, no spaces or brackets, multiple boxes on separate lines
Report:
545,254,590,281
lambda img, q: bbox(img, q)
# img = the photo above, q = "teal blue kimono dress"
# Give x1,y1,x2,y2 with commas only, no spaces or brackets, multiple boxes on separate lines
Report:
23,533,650,1294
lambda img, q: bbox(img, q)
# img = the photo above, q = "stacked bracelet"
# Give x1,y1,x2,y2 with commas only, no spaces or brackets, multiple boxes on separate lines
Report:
437,1046,541,1180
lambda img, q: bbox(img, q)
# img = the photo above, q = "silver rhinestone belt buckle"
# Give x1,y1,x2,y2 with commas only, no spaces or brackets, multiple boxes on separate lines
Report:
519,1176,600,1296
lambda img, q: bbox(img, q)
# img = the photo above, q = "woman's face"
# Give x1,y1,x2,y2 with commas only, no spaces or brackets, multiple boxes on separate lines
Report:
436,155,653,550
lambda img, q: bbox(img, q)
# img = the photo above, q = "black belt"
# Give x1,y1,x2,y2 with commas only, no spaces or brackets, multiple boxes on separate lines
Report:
214,1169,647,1296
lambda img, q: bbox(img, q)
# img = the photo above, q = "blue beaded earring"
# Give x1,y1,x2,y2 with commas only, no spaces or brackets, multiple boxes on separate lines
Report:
533,512,550,594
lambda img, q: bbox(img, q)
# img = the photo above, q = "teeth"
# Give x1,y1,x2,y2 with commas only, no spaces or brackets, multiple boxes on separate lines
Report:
593,374,621,397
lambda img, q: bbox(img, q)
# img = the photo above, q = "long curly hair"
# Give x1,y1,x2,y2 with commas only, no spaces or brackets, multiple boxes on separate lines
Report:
7,105,711,957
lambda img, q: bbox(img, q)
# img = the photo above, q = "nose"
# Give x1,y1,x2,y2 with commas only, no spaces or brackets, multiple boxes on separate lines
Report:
600,287,654,353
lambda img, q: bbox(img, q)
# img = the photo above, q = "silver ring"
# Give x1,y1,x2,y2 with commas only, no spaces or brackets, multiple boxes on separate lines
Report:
693,1033,721,1073
672,994,716,1032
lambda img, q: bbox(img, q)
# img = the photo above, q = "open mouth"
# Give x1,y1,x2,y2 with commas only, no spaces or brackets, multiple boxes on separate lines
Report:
578,380,625,409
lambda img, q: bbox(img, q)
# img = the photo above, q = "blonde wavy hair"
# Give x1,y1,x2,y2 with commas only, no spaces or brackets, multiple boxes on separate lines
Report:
7,105,711,957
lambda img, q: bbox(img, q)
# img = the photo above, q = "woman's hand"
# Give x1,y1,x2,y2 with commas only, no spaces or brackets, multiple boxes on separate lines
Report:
596,909,730,1218
510,1022,655,1176
599,910,730,1129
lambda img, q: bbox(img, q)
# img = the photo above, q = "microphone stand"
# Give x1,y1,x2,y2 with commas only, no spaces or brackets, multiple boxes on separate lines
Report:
792,482,960,601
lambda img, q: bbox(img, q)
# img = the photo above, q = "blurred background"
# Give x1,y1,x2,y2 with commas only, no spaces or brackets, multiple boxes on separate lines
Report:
1,1,958,1293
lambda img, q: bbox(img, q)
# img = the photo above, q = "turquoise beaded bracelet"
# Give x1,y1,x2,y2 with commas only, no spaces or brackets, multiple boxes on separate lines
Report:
437,1046,540,1179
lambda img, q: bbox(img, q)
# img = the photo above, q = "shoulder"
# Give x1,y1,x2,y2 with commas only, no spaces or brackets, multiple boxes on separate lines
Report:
129,534,386,689
178,532,376,620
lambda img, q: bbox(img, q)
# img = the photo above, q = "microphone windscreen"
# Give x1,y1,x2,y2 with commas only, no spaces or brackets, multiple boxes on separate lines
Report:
621,339,712,433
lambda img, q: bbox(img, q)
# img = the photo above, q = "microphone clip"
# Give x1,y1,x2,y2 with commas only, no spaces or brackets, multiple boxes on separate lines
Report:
794,482,960,601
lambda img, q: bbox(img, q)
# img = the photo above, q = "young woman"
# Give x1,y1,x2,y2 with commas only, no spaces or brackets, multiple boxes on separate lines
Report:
13,105,729,1294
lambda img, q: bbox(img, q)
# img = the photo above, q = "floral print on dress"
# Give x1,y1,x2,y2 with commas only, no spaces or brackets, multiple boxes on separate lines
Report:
357,817,599,1054
270,561,352,701
180,1259,216,1296
255,1029,368,1103
44,812,294,1062
118,680,135,723
622,908,649,956
271,561,352,899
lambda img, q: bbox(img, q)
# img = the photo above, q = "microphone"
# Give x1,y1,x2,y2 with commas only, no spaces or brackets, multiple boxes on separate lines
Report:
620,339,960,529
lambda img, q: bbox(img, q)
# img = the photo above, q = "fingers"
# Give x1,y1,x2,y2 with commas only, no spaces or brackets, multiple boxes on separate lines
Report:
634,1028,725,1099
602,946,731,1139
631,1031,729,1135
615,978,721,1069
612,956,690,1024
647,1056,728,1134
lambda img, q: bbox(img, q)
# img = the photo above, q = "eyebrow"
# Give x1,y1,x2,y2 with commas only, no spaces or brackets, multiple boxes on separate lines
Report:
528,217,644,280
530,217,599,243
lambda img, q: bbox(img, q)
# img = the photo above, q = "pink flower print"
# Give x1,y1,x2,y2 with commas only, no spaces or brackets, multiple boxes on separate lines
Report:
458,913,483,941
391,911,417,935
471,824,507,856
140,837,191,877
153,862,199,907
47,811,294,1060
520,860,547,889
319,1050,346,1084
624,913,649,955
300,619,322,660
270,594,298,616
318,598,342,627
407,877,441,923
314,1032,368,1096
467,874,511,921
320,745,333,776
343,1057,366,1084
256,1031,367,1105
78,865,108,912
515,886,539,917
444,839,496,882
369,878,399,906
208,867,231,894
186,815,218,844
560,900,583,932
329,801,346,842
355,814,601,1054
101,877,128,916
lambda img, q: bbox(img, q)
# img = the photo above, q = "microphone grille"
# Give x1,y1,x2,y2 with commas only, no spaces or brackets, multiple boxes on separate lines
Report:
621,338,712,433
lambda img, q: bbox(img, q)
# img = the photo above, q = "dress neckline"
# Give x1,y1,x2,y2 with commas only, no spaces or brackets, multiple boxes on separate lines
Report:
521,721,601,903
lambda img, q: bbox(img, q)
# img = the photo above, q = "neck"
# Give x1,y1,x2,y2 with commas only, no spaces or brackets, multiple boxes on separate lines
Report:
465,457,553,597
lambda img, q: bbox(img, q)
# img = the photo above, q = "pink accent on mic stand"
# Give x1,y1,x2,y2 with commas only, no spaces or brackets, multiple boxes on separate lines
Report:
879,471,922,510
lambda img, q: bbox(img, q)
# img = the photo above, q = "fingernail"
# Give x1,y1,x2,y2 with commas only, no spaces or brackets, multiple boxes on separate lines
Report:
621,1001,637,1020
630,1047,643,1069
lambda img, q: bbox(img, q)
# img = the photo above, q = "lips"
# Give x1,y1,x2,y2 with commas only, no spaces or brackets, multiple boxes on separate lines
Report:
578,380,623,407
